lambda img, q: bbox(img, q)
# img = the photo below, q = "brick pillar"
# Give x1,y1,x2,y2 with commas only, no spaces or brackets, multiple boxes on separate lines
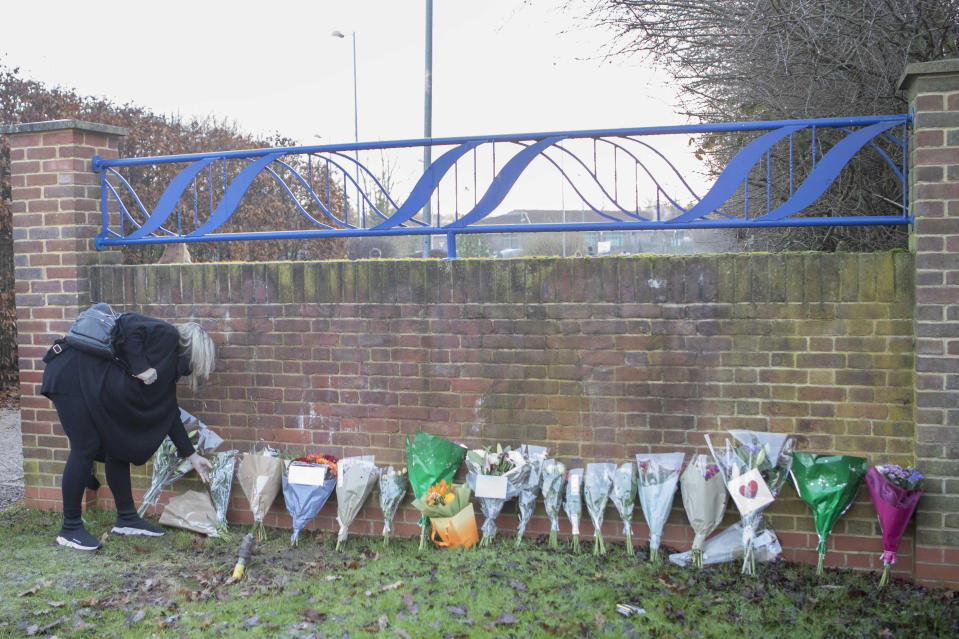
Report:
5,120,127,510
899,59,959,588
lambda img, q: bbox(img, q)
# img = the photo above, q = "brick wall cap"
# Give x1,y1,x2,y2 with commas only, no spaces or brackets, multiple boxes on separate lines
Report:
898,58,959,92
0,119,128,137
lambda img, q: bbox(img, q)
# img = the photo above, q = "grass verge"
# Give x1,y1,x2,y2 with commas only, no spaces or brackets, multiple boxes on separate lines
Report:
1,506,956,638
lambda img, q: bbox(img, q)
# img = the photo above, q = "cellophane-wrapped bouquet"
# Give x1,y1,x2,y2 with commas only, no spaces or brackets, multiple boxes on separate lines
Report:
335,456,379,550
584,463,615,556
465,444,530,546
379,466,408,547
564,468,584,553
706,430,794,575
610,462,637,555
237,443,284,541
406,431,467,551
282,453,338,546
208,450,238,539
636,453,685,565
679,454,727,567
515,445,548,548
865,464,923,586
138,409,223,516
411,481,478,549
790,453,867,575
540,460,566,549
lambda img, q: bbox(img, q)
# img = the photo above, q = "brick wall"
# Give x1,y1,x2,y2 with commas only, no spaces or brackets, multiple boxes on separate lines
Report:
900,59,959,585
50,255,910,582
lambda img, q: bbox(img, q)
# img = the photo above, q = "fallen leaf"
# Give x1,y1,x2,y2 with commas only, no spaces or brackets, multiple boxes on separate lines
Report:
132,544,150,554
242,615,260,628
380,581,403,593
17,586,39,597
302,607,327,623
509,579,527,592
378,614,388,631
325,575,342,582
448,605,467,617
46,601,65,608
396,629,412,639
494,613,519,625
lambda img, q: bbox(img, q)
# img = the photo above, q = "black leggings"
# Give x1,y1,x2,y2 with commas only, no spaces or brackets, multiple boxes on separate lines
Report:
50,393,136,525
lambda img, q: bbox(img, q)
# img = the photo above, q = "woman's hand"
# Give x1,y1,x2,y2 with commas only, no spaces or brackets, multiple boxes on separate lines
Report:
189,453,212,483
134,367,158,385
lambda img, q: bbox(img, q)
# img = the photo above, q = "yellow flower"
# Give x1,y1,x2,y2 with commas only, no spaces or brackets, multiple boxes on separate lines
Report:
444,492,455,504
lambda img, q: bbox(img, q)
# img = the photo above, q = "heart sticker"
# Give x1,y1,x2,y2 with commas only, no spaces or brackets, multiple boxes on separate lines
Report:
739,480,758,499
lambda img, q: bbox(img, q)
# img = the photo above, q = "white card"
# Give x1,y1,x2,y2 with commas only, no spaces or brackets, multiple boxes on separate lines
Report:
727,468,774,516
475,474,508,499
288,464,327,486
569,473,581,495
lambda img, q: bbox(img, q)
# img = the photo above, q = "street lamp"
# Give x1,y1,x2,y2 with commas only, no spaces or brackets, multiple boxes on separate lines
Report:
421,0,433,257
332,29,360,227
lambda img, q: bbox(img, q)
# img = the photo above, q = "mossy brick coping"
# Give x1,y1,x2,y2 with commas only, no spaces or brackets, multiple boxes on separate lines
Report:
0,119,128,136
88,252,913,307
898,57,959,92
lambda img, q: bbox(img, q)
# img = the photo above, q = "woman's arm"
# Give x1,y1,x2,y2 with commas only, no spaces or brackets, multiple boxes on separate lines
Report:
168,413,196,459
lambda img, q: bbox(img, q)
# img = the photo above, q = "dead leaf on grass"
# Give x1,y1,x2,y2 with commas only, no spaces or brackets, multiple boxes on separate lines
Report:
494,612,519,625
396,629,412,639
403,592,418,615
17,586,39,597
378,614,389,631
302,607,327,623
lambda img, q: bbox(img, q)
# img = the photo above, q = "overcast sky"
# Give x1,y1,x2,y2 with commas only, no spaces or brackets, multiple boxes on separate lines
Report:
2,0,708,209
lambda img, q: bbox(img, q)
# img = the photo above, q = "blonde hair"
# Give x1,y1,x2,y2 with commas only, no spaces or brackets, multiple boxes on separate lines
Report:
175,322,215,392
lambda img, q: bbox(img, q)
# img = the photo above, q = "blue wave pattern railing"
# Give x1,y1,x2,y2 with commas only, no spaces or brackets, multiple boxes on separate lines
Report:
92,114,910,257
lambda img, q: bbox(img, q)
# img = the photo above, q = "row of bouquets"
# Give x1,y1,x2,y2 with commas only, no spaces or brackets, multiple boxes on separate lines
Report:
142,422,923,584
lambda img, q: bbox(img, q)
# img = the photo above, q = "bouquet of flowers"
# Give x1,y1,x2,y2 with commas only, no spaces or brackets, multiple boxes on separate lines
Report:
406,431,467,550
465,444,530,546
335,456,379,550
564,468,584,553
237,443,284,541
515,445,548,548
411,481,479,549
790,452,867,575
679,454,728,567
611,462,637,555
866,464,923,586
706,430,794,575
139,411,223,516
540,460,566,549
282,453,338,546
208,450,238,539
636,453,685,565
584,463,616,556
379,466,408,547
158,489,219,536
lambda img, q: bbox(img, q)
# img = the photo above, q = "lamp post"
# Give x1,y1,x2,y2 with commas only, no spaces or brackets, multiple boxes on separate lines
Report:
421,0,433,257
332,30,360,227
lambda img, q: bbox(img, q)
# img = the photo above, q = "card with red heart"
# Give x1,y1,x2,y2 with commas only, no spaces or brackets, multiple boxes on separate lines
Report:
727,468,774,515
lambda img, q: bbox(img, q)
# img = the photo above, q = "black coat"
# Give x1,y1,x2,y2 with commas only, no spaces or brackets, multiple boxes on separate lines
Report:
42,313,195,465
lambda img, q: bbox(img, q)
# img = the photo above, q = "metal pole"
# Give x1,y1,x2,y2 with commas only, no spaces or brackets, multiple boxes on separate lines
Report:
352,31,361,228
421,0,433,258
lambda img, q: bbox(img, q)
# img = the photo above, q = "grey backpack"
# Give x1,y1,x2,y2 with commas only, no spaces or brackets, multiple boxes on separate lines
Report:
64,303,121,359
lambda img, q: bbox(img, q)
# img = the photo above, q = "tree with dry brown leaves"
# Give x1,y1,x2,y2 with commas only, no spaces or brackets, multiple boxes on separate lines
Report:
0,63,348,263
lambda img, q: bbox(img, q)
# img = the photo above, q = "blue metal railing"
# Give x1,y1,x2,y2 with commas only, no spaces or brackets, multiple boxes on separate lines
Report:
92,114,911,257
